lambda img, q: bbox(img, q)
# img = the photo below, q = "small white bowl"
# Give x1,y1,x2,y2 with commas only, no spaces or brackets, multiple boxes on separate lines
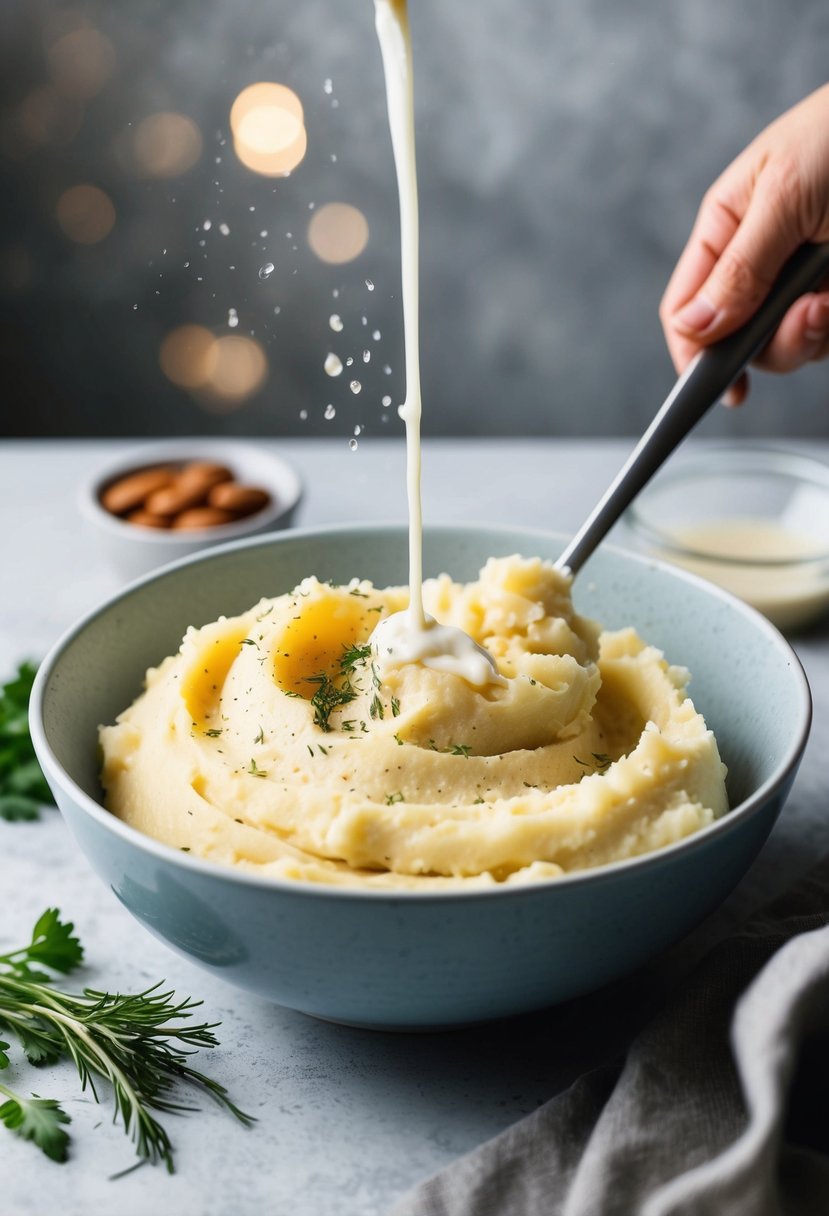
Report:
80,439,303,581
625,446,829,632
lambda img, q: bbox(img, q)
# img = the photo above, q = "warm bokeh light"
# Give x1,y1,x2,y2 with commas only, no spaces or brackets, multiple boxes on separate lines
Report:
230,82,307,177
56,184,115,244
307,203,370,264
17,86,83,149
131,112,202,178
159,325,216,390
160,327,268,407
206,335,268,403
47,28,116,99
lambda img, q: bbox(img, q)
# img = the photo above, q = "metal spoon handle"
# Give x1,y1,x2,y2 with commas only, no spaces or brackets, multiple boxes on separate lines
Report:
556,241,829,577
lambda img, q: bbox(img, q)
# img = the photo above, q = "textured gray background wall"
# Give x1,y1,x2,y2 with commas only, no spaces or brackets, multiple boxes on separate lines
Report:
1,0,828,439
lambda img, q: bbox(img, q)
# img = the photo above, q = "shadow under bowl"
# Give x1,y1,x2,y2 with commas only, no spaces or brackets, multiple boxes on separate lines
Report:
30,524,811,1029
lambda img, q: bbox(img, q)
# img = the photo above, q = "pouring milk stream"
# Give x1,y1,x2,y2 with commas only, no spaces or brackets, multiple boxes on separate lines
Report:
369,0,504,688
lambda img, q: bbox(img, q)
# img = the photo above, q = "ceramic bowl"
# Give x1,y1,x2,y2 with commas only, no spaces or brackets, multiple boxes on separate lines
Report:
625,446,829,632
79,439,303,581
30,524,810,1029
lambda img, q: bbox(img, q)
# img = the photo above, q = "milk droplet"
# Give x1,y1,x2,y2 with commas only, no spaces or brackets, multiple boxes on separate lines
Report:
362,350,370,363
324,404,336,420
353,424,362,435
329,314,343,332
219,223,230,236
346,356,354,367
258,262,275,280
349,438,358,451
332,288,340,299
349,380,362,394
324,353,343,377
249,205,256,212
361,316,368,325
323,78,333,95
330,153,338,163
273,306,281,315
299,409,308,420
365,279,374,292
203,219,212,231
228,308,239,328
132,303,138,311
383,365,392,375
372,329,381,341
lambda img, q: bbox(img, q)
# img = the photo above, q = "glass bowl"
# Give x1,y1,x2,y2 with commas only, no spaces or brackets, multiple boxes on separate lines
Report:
625,446,829,632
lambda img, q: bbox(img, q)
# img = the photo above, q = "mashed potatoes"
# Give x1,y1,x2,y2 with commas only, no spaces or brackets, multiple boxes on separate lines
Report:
100,555,727,889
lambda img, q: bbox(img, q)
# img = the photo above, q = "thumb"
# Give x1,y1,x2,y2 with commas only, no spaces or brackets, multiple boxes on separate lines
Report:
672,174,803,343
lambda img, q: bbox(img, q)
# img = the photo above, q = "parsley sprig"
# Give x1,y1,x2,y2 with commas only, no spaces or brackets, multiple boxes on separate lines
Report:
0,662,54,822
0,909,252,1170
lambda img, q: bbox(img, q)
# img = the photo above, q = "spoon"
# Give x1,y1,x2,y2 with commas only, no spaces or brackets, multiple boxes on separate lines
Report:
555,241,829,577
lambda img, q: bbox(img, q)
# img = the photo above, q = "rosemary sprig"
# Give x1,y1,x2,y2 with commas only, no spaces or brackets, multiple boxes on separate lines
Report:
0,910,253,1170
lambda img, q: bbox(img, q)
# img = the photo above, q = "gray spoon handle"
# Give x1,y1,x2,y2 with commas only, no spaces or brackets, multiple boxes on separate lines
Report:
556,241,829,577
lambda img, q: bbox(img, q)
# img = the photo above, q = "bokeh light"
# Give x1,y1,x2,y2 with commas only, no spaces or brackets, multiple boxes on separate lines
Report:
130,113,203,178
16,86,83,150
47,28,116,99
307,203,370,264
230,82,307,177
56,184,116,244
159,328,268,407
206,335,268,403
159,325,216,390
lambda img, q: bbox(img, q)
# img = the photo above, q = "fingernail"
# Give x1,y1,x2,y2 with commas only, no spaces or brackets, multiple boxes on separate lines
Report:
722,387,740,408
804,297,829,342
675,295,722,335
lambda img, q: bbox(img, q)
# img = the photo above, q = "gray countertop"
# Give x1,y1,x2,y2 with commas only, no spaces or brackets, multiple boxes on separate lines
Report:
3,437,829,1216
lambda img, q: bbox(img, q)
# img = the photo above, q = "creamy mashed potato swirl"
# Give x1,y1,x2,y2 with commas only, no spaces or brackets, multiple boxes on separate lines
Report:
100,556,728,889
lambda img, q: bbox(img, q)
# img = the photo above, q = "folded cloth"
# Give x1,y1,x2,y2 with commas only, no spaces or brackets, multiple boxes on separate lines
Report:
389,859,829,1216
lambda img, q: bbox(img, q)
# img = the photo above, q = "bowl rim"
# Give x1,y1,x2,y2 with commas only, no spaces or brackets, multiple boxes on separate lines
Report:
30,520,813,904
626,443,829,567
78,438,304,544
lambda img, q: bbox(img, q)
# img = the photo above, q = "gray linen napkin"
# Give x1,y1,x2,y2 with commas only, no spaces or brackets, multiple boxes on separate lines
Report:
390,861,829,1216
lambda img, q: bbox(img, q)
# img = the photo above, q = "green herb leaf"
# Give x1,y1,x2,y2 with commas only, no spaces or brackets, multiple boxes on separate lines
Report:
0,1088,71,1162
0,662,54,822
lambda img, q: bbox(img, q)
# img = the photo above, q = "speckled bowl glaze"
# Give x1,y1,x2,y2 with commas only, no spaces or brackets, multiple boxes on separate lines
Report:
30,525,811,1029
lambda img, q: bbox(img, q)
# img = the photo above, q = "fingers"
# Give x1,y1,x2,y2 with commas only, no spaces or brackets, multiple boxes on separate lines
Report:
672,162,806,344
751,290,829,372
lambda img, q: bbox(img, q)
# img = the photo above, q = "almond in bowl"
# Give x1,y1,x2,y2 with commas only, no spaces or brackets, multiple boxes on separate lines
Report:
81,442,303,580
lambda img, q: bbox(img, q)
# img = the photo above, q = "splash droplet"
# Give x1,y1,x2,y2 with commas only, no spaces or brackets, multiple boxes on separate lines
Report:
324,404,336,420
258,262,275,280
219,222,230,236
346,356,354,367
349,438,358,451
362,350,370,363
383,365,392,375
329,314,343,332
372,329,381,341
381,395,392,407
349,380,361,395
299,408,308,420
365,279,374,292
203,219,212,231
260,230,268,238
323,78,333,95
332,288,340,299
353,424,362,436
324,353,343,377
228,308,239,328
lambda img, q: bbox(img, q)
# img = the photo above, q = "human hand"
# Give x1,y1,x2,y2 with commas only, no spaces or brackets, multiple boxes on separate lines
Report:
659,83,829,405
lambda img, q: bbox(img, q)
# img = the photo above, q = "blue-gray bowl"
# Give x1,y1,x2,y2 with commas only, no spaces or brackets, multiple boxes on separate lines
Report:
29,524,811,1029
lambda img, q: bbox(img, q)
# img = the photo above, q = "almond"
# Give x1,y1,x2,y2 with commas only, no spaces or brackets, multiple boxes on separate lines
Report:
145,478,213,517
171,507,237,530
178,462,234,492
126,509,172,530
101,467,175,514
208,483,271,517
